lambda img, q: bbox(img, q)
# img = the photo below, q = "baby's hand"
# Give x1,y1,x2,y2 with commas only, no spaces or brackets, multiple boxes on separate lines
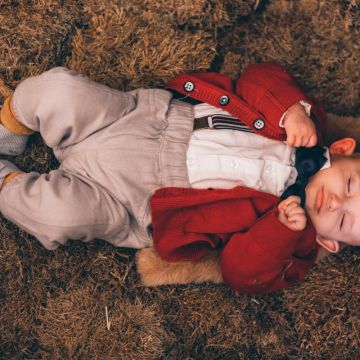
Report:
277,195,307,231
283,102,317,147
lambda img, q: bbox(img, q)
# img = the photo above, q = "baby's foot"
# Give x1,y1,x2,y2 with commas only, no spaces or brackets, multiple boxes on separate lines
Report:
0,96,33,156
0,159,21,189
0,123,29,155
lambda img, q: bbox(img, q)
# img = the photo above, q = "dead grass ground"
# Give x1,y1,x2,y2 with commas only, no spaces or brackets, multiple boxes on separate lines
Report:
0,0,359,358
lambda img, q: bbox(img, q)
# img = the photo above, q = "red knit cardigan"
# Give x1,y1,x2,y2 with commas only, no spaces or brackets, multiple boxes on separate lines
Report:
150,62,327,294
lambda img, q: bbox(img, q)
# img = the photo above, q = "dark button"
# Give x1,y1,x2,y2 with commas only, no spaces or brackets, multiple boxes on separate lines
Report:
183,81,195,92
253,118,265,130
219,95,229,105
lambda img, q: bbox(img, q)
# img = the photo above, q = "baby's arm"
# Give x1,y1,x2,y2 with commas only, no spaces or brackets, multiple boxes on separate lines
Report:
220,208,314,294
150,187,317,294
236,62,327,145
277,195,307,231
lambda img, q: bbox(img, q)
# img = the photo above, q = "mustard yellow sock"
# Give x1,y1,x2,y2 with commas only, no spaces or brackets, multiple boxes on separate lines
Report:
0,95,34,155
1,95,34,135
0,171,23,191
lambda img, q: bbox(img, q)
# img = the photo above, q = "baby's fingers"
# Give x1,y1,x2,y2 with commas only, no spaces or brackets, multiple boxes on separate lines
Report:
282,195,301,206
287,134,308,147
287,213,307,231
286,133,296,147
287,208,305,221
295,131,315,147
287,201,305,215
284,202,301,216
286,125,317,148
304,133,317,147
278,196,301,214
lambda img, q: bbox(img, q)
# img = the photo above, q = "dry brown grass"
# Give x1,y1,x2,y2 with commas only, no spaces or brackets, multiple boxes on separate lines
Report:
219,0,360,115
0,0,359,358
67,0,217,90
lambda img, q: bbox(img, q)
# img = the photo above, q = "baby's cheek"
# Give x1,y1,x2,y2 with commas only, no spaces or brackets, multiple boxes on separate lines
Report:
313,216,334,238
307,211,322,232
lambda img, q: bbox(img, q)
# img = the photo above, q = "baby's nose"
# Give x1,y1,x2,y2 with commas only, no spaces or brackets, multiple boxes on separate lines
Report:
327,193,343,211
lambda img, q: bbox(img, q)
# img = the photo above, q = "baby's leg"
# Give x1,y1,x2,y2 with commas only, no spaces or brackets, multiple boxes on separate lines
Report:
3,67,135,151
0,95,33,155
0,67,134,248
0,170,130,249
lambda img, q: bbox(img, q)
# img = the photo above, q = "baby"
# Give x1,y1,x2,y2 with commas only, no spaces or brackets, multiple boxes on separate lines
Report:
0,62,358,294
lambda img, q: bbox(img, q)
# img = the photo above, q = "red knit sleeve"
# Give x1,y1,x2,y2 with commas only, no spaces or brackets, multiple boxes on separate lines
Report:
220,208,318,294
150,187,226,262
150,186,318,294
236,62,327,144
150,186,278,263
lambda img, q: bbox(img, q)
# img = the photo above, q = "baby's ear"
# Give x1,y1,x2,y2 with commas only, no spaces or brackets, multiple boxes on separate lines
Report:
316,235,340,253
329,137,356,155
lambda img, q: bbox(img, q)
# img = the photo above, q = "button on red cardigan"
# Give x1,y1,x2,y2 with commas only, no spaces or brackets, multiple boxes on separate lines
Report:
150,62,327,294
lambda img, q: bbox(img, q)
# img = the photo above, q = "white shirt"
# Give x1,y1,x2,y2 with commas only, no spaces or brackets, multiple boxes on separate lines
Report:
187,104,330,196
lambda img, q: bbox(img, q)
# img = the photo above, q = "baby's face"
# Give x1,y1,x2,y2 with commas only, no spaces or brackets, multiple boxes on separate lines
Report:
305,154,360,247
